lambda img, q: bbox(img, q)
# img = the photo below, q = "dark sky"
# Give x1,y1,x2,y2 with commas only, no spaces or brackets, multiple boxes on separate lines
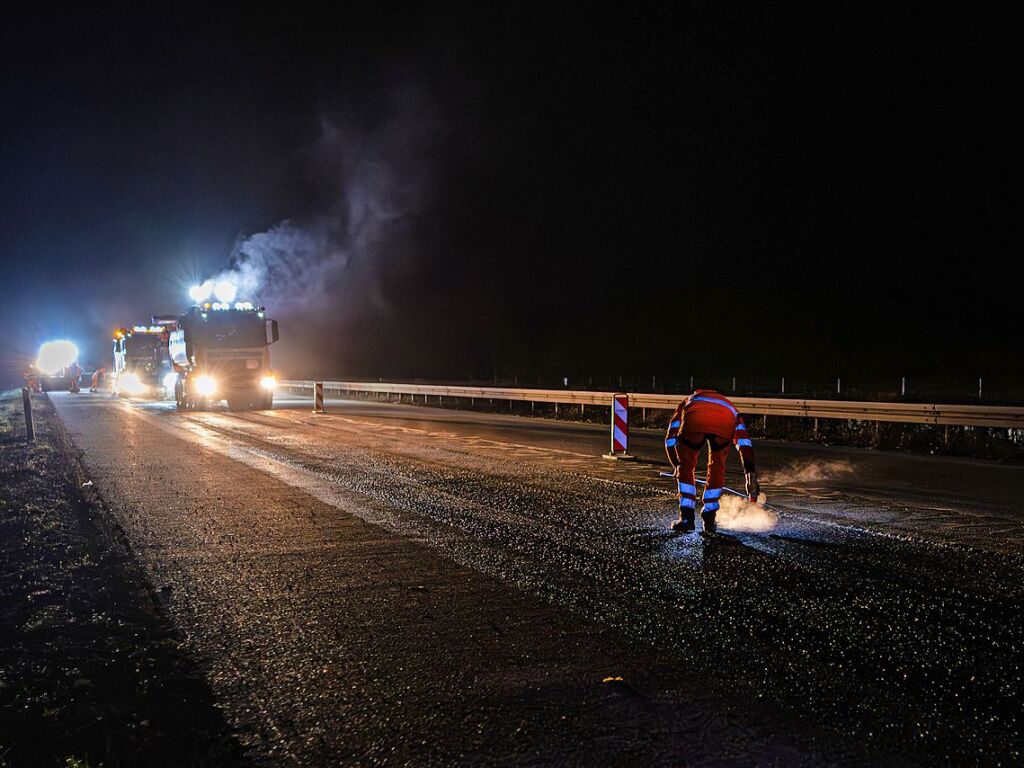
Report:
1,2,1020,388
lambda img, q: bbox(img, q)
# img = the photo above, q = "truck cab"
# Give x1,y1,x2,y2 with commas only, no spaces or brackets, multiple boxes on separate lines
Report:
167,302,279,411
112,325,172,397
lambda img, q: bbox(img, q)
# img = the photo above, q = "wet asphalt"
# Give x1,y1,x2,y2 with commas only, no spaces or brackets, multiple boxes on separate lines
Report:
52,392,1023,766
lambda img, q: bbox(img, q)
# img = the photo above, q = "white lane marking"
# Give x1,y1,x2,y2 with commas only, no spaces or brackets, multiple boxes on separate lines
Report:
229,408,600,459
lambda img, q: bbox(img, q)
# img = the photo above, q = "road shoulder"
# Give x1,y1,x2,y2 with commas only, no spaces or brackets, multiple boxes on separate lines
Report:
0,391,242,767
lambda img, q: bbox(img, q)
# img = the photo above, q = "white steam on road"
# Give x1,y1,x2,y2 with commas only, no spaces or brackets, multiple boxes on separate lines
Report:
764,459,855,485
716,493,778,532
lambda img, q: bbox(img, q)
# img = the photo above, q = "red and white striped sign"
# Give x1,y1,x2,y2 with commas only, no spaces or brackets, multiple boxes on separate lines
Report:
313,381,325,413
611,393,628,453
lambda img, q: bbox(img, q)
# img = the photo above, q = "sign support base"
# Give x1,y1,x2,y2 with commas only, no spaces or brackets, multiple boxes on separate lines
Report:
603,452,636,461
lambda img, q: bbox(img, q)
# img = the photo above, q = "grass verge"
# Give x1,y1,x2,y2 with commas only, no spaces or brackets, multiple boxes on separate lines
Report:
0,391,242,767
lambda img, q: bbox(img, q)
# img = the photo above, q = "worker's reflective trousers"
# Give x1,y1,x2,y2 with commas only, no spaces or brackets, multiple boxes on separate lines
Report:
673,434,731,516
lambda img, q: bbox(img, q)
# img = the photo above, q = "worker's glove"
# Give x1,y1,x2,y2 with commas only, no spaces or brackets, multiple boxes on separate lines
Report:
745,472,760,501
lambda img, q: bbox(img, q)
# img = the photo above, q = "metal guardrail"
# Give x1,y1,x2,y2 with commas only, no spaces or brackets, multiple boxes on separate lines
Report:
279,380,1024,429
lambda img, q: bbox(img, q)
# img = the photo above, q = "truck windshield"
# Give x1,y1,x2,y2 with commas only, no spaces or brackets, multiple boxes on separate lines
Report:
125,336,162,360
194,313,267,348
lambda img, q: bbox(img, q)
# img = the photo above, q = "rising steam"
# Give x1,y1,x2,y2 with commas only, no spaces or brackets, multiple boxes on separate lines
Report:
764,459,854,485
203,90,439,312
216,221,336,306
716,493,778,532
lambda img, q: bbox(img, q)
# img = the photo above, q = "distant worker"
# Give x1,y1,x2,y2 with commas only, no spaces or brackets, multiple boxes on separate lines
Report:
68,362,81,393
664,390,759,533
24,366,39,393
91,366,106,392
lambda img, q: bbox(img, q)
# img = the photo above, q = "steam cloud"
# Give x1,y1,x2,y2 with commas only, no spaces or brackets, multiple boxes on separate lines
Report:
716,493,778,532
763,459,854,485
216,221,340,307
707,458,856,534
206,91,438,313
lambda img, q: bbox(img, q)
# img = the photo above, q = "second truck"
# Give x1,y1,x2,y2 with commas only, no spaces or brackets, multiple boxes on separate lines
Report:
112,325,173,396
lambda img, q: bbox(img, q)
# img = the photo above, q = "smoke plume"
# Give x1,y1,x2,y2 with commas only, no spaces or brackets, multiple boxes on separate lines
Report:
208,89,439,314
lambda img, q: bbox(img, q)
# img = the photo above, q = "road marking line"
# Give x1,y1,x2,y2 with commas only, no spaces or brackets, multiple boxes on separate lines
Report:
232,408,600,459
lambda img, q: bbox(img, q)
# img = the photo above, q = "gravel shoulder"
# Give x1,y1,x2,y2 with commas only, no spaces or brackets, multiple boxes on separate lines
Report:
0,391,241,768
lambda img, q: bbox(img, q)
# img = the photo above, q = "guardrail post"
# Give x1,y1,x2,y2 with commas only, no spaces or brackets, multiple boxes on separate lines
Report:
312,381,325,413
22,387,34,441
603,393,635,460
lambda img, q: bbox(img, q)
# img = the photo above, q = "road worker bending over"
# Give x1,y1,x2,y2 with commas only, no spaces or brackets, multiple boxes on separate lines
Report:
664,390,760,533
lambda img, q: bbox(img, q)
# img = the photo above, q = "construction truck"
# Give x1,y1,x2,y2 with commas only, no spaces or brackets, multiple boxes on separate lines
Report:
112,325,172,396
158,301,279,411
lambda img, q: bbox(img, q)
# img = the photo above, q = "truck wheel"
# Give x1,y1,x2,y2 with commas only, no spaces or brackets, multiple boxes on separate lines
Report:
175,381,186,411
260,393,273,410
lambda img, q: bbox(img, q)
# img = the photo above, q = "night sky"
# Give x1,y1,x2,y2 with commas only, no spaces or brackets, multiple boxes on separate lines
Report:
1,3,1020,388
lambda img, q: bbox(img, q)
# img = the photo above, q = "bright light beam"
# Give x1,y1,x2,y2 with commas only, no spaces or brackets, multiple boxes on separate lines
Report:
36,340,79,376
118,372,146,396
195,374,217,396
189,279,215,302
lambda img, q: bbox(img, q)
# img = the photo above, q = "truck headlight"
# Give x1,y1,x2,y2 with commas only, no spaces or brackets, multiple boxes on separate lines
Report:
259,375,276,390
119,373,145,395
195,375,217,396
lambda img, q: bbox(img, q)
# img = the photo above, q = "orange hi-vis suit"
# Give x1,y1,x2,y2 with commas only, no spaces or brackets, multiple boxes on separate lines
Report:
664,390,755,518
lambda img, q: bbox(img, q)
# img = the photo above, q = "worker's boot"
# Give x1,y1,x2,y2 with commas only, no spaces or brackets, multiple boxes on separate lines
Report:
672,510,695,533
700,508,717,534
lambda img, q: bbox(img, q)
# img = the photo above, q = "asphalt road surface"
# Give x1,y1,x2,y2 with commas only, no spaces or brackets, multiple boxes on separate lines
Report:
52,392,1023,766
